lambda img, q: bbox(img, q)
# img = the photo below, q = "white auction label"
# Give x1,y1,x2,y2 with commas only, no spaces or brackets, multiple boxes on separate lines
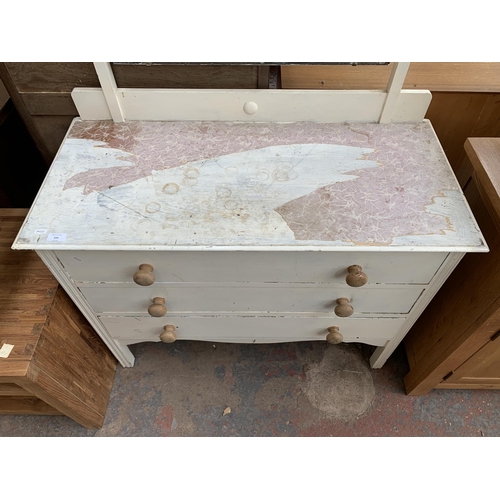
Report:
0,343,14,358
47,233,67,242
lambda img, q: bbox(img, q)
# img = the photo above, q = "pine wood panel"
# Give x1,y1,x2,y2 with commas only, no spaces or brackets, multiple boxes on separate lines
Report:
438,327,500,388
404,141,500,395
281,63,500,92
0,209,117,427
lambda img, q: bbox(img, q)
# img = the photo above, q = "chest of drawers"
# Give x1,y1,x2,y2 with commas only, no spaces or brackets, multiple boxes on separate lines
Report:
12,119,487,368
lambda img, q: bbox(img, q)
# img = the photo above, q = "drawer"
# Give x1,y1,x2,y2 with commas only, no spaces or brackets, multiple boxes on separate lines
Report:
100,315,405,346
81,283,423,315
56,250,447,284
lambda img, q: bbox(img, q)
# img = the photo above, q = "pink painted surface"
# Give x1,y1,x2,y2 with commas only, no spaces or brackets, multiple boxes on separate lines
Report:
62,120,461,245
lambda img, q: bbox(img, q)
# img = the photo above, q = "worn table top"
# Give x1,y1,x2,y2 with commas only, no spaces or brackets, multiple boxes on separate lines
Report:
13,119,486,252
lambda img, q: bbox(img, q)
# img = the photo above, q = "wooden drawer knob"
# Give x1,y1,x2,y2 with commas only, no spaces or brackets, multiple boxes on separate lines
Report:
160,325,177,343
133,264,155,286
326,326,343,344
148,297,167,317
334,297,354,317
346,265,367,287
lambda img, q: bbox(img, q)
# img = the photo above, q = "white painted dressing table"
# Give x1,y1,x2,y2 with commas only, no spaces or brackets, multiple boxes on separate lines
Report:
12,63,487,368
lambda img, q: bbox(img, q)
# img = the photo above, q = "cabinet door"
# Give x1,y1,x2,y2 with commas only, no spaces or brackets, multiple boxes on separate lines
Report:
438,333,500,389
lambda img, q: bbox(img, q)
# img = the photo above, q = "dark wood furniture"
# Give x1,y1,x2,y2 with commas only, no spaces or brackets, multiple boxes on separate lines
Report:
404,138,500,395
0,209,117,427
0,63,279,165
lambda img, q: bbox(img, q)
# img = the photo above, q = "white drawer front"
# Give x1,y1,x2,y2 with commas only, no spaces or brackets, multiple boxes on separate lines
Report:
81,283,423,315
56,250,447,284
100,315,405,347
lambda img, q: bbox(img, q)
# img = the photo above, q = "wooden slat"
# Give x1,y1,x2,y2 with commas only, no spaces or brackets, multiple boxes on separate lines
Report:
257,66,270,89
0,209,27,219
3,63,99,92
21,92,78,116
31,115,75,162
93,63,124,122
0,396,62,415
0,361,29,381
379,62,410,124
111,63,260,89
281,63,500,92
0,383,32,396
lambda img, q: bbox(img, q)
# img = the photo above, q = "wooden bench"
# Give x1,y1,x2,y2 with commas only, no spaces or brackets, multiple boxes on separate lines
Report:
0,209,117,428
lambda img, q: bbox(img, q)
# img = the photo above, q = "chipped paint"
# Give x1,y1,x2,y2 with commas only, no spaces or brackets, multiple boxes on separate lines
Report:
14,119,485,250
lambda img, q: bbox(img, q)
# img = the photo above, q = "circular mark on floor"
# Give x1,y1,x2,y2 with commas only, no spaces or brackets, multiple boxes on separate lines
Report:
163,183,180,195
303,344,375,420
145,202,161,214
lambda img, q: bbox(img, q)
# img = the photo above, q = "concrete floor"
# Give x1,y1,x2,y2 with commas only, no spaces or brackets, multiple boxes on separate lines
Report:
1,340,499,436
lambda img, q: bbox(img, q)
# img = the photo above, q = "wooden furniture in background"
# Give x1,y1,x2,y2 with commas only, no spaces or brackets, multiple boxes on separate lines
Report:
0,209,117,427
2,62,499,180
281,63,500,92
281,63,500,173
0,63,278,165
404,138,500,395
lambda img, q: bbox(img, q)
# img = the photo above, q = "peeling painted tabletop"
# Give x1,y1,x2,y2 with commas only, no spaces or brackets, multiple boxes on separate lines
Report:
13,119,487,252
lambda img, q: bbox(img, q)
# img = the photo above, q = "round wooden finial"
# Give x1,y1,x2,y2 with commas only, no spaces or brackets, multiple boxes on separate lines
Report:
334,297,354,317
326,326,343,344
148,297,167,317
160,325,177,343
133,263,155,286
243,101,258,115
346,265,368,287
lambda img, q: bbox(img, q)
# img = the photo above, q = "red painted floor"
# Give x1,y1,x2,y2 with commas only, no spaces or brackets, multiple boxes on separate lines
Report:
1,341,499,436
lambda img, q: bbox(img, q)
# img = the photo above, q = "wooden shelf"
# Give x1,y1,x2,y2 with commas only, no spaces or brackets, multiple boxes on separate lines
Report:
0,209,117,428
